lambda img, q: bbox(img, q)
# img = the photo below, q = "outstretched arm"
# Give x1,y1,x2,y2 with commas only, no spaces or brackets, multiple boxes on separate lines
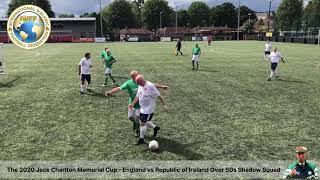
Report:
106,87,121,96
158,95,169,112
155,83,168,90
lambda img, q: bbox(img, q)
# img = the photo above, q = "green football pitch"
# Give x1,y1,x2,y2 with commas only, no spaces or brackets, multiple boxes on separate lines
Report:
0,41,319,161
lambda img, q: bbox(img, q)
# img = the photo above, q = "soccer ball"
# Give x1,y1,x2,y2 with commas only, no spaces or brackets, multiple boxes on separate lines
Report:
149,140,159,151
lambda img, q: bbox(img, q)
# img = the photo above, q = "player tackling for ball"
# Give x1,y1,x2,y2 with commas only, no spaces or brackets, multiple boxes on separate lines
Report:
192,44,201,70
129,75,169,145
102,49,117,86
266,47,285,81
78,53,92,94
264,40,272,60
106,71,168,136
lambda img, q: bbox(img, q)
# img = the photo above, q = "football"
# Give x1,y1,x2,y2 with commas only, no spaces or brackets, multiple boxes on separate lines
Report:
149,140,159,151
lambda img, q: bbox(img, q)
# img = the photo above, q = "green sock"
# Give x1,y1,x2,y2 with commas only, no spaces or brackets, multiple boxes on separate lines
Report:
105,76,108,85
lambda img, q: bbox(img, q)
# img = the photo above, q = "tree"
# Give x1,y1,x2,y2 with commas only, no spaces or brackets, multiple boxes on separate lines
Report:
141,0,173,32
58,14,75,18
177,9,190,27
7,0,55,17
304,0,320,28
188,1,210,27
236,6,257,27
276,0,304,31
210,3,237,28
102,0,137,30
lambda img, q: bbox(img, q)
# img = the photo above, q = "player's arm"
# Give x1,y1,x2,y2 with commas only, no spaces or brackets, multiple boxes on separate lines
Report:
155,83,168,90
105,87,121,96
128,96,139,109
158,95,169,112
281,57,285,63
78,65,81,75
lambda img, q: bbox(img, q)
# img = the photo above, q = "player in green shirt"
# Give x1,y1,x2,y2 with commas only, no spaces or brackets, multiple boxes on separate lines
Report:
102,50,117,86
192,44,201,70
106,70,168,136
283,146,318,179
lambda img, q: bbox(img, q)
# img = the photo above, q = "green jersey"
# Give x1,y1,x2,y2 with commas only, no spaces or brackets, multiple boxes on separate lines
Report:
193,47,201,55
120,79,140,109
101,50,107,60
105,55,115,69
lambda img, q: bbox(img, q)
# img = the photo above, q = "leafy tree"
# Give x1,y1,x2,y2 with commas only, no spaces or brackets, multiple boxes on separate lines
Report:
188,1,210,27
210,3,237,28
177,9,190,27
141,0,172,32
276,0,304,31
304,0,320,28
102,0,137,29
236,5,257,27
58,14,75,18
7,0,55,17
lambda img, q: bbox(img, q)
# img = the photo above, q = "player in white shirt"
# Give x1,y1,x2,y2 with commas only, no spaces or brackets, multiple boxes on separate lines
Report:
78,53,92,94
264,40,272,60
129,75,168,145
266,48,285,81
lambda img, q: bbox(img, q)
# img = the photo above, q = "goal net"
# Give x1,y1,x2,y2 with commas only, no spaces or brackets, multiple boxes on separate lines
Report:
0,43,5,75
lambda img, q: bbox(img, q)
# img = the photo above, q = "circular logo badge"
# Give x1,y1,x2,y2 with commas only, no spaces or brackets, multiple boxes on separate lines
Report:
7,5,51,49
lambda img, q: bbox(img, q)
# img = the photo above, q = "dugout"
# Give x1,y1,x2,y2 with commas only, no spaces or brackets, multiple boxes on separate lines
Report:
120,27,154,42
0,17,96,43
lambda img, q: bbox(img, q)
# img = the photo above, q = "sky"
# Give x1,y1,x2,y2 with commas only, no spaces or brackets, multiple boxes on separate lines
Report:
0,0,311,18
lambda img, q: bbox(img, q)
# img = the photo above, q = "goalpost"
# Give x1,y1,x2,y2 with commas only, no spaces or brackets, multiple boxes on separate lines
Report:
0,43,5,75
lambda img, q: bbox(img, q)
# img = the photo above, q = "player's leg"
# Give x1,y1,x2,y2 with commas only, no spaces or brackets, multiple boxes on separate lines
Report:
192,55,195,70
274,64,279,79
86,75,91,90
195,55,199,70
128,108,140,132
136,113,148,145
103,68,109,86
80,75,85,94
145,113,160,137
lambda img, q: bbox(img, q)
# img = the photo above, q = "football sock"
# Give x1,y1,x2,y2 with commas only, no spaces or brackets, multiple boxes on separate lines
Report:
146,121,156,129
140,126,147,139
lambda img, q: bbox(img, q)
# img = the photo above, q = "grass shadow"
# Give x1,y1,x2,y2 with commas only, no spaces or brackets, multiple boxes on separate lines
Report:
86,90,106,98
196,69,219,73
147,137,204,160
276,79,306,83
0,76,21,88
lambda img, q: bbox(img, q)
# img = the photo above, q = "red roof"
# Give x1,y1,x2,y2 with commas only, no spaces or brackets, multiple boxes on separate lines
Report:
120,28,153,35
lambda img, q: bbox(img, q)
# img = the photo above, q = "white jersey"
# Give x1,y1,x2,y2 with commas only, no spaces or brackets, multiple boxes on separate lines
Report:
265,43,272,52
79,58,91,75
137,81,160,114
269,52,282,63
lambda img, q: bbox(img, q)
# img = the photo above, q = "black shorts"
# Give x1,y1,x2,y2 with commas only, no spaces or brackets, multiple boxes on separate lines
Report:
81,74,91,82
265,51,271,55
271,63,278,71
140,113,154,122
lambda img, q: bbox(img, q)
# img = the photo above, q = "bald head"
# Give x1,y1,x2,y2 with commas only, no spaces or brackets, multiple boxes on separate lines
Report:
130,70,139,80
274,47,277,52
135,75,146,86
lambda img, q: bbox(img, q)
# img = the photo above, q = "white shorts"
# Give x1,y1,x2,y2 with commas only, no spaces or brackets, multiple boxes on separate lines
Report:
192,55,200,62
128,108,140,118
105,68,112,74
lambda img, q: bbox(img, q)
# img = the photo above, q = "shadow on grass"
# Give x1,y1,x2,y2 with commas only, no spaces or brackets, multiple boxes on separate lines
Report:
276,79,306,83
86,90,106,98
148,137,204,160
0,76,21,88
196,69,219,73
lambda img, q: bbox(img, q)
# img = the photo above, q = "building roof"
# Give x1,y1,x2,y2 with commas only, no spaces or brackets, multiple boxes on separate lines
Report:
159,27,193,34
120,28,153,35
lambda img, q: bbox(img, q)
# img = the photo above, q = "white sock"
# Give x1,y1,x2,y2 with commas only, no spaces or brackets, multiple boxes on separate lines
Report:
270,71,274,78
80,84,84,92
140,126,147,139
86,83,90,89
146,121,156,129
